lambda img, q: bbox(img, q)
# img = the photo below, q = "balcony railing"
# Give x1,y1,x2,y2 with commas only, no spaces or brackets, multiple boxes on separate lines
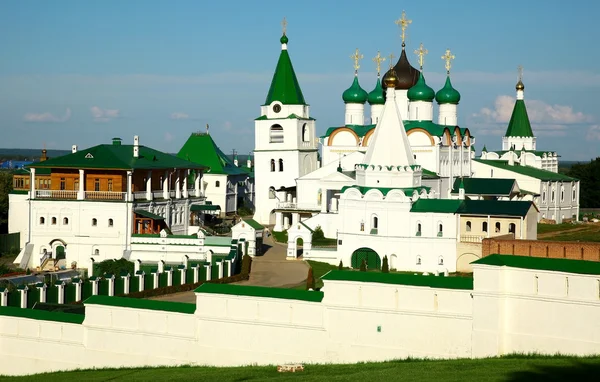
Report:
277,201,297,209
35,190,77,199
85,191,126,201
460,234,485,243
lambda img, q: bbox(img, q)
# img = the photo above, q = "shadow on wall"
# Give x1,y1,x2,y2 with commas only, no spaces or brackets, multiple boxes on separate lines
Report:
508,359,600,381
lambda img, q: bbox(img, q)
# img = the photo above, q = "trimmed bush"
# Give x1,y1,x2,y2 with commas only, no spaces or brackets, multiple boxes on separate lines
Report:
96,259,134,277
313,225,325,241
338,260,343,270
241,254,252,276
382,256,389,273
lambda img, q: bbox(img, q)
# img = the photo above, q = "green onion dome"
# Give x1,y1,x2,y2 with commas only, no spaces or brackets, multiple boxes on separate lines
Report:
367,77,385,105
280,34,289,44
435,75,461,104
342,75,368,104
407,72,435,102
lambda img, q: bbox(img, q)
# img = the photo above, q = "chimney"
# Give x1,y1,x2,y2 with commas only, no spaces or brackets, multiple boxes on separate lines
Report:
247,158,252,168
133,135,139,158
72,145,78,154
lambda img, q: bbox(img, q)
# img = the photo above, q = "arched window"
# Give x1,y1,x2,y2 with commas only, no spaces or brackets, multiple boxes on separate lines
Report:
542,191,546,203
372,215,378,229
302,123,309,142
495,222,501,233
215,181,220,188
92,218,97,226
278,159,284,172
482,222,488,232
108,218,114,227
466,221,472,232
63,217,69,225
270,159,275,172
561,188,564,202
551,190,555,202
416,256,422,265
438,256,444,265
360,221,365,232
51,217,57,225
94,249,100,256
269,124,284,143
573,187,576,201
268,187,276,199
509,223,516,233
416,223,422,236
39,217,45,225
437,223,443,237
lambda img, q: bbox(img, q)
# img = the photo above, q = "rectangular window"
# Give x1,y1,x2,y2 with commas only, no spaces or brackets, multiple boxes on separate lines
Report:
60,177,66,190
74,179,79,191
108,179,113,192
94,178,100,191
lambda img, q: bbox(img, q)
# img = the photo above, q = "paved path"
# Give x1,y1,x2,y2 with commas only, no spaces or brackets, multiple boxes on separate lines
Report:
150,231,308,304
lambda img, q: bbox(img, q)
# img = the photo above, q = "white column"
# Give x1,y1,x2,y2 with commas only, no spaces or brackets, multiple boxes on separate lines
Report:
163,170,170,199
91,279,99,295
122,274,130,294
37,284,47,303
520,216,524,239
218,262,224,279
56,283,65,304
321,189,328,213
182,170,189,198
153,272,159,289
204,264,211,281
19,287,28,308
166,268,173,286
0,289,8,306
487,215,491,238
175,170,182,199
146,171,153,200
193,265,199,283
283,215,290,230
274,212,284,232
74,280,82,302
158,260,165,273
292,213,300,226
137,272,145,292
126,170,133,202
194,171,201,197
180,269,186,285
78,169,85,200
107,276,115,297
30,168,36,199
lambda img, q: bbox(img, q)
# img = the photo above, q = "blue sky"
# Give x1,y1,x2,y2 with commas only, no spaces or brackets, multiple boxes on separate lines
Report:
1,0,599,160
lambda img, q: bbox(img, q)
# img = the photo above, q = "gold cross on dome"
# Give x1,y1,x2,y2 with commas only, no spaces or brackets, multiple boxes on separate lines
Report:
350,48,364,72
394,10,412,46
372,51,385,75
517,65,523,81
414,43,428,70
281,17,287,35
388,53,395,69
441,49,455,74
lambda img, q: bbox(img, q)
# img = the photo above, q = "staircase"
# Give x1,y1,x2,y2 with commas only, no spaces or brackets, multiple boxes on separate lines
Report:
40,253,56,271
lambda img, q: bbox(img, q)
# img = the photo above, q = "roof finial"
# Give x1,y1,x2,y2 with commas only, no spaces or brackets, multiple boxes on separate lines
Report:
350,48,363,75
206,123,209,135
442,49,455,75
388,53,395,69
516,65,525,93
518,65,523,82
372,51,385,77
414,43,428,71
394,10,412,48
281,17,287,36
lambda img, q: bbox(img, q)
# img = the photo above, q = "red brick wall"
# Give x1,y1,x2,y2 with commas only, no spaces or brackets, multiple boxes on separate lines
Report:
482,237,600,262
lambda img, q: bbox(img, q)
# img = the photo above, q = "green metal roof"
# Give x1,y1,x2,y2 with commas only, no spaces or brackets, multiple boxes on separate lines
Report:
190,204,221,212
435,75,461,104
342,75,368,104
29,143,205,171
322,270,473,290
13,167,51,175
341,185,431,196
85,295,195,314
367,77,385,105
451,178,517,196
254,113,315,121
472,254,600,276
134,210,165,220
410,199,535,217
195,283,324,302
421,168,440,179
474,159,577,181
264,35,306,105
322,121,473,140
504,99,534,137
407,71,435,102
177,133,249,176
243,218,264,230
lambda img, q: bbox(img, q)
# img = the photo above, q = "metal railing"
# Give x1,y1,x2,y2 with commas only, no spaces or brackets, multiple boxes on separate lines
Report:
35,190,77,199
460,234,485,243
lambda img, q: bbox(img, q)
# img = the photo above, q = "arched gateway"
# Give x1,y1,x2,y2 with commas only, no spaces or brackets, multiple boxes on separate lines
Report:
351,247,381,270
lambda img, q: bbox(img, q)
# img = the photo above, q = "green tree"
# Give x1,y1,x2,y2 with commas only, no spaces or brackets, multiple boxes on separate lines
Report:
360,259,367,272
313,225,325,241
567,158,600,208
0,171,13,234
338,260,344,270
382,255,389,273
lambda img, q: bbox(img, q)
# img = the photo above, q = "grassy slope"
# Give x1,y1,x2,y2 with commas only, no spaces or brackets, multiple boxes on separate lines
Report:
537,223,600,242
3,356,600,381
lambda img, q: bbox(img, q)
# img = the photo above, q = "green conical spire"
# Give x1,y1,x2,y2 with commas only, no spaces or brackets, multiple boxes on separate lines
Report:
342,75,368,104
407,72,435,102
482,145,488,152
435,75,461,104
367,77,385,105
264,34,306,105
504,99,534,138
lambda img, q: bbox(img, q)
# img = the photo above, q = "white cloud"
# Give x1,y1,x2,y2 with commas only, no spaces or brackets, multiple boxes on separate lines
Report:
471,95,594,137
164,132,174,142
90,106,120,122
170,112,190,120
23,108,71,123
587,125,600,141
223,121,232,131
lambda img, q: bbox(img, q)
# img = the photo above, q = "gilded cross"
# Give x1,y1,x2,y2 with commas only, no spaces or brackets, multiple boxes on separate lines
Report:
281,17,288,35
372,51,385,75
441,49,455,74
517,65,523,82
394,10,412,46
388,53,395,69
350,48,364,72
414,43,428,70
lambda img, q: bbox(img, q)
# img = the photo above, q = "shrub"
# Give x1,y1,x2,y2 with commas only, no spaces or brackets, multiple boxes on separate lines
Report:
382,255,389,273
360,259,367,272
313,225,325,241
338,260,343,270
241,254,252,276
96,259,135,277
306,267,315,290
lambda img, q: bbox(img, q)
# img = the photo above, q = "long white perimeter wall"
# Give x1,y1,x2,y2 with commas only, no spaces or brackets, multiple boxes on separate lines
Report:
1,264,600,376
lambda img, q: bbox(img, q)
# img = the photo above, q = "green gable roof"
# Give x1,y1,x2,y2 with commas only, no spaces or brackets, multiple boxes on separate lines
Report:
30,143,204,171
410,198,535,217
472,254,600,276
195,283,324,302
451,178,517,196
177,133,249,176
322,270,473,290
243,218,264,230
504,99,534,137
264,36,306,105
474,159,577,182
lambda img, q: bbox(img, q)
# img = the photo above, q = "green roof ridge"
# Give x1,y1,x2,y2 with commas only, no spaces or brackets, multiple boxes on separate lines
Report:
407,71,435,102
84,295,196,314
504,99,534,137
195,283,324,302
322,270,473,290
264,36,306,105
472,254,600,276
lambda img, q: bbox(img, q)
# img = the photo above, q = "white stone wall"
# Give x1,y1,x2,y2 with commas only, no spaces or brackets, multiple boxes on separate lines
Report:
8,193,29,248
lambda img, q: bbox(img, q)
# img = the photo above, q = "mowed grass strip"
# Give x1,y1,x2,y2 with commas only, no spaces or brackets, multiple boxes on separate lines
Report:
3,356,600,382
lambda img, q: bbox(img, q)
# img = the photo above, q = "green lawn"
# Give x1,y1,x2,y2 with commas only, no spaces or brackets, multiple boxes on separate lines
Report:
4,356,600,381
537,223,600,242
537,223,581,234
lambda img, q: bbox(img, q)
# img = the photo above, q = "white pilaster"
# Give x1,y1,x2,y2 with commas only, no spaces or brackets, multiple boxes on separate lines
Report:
274,212,284,232
78,169,85,200
163,170,170,199
175,170,182,199
146,171,153,200
137,272,145,292
182,169,189,198
56,282,65,304
166,268,173,286
126,170,133,202
0,289,8,306
204,264,211,281
370,104,384,125
37,284,47,303
74,279,83,301
218,262,224,279
19,287,28,309
193,265,199,283
194,171,201,197
30,168,36,199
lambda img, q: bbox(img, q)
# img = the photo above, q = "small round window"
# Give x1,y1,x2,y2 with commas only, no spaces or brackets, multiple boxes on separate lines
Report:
273,104,281,113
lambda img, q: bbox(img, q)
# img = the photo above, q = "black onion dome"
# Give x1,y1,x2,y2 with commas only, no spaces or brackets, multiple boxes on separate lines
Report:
382,49,419,90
